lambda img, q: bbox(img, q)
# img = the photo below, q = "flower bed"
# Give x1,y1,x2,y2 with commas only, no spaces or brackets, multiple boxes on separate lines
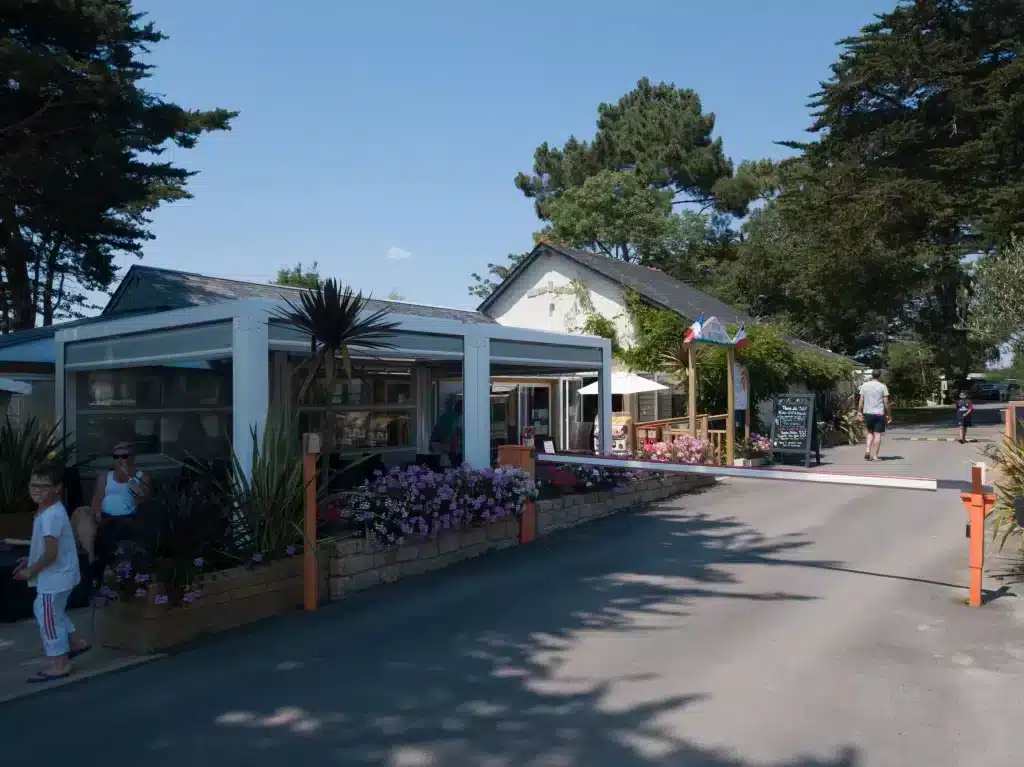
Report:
635,435,715,465
348,464,537,550
97,554,330,653
327,470,716,600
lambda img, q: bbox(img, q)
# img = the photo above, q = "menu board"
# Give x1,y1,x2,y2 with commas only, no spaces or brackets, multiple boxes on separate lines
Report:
770,394,819,466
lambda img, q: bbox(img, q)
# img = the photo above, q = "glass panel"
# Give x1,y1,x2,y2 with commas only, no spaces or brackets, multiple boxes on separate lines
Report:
64,322,232,367
295,362,414,407
638,392,656,422
74,412,232,461
300,409,414,451
521,385,551,440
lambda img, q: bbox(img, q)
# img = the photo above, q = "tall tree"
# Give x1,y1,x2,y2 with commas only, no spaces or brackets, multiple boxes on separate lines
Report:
1,1,236,331
274,261,321,289
970,237,1024,355
468,252,528,300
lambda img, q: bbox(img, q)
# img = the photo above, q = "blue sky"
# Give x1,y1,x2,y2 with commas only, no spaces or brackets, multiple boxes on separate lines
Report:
129,0,891,310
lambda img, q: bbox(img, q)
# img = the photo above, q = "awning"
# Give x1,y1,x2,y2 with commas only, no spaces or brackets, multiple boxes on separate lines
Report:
579,372,668,395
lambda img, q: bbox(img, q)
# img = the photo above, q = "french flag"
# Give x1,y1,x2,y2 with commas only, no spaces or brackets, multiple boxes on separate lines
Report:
683,312,704,343
732,323,749,349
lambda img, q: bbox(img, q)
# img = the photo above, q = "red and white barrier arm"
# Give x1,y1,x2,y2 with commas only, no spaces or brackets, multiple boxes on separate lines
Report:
537,453,938,492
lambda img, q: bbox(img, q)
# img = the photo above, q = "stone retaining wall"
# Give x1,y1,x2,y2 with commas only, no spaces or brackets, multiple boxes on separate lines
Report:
327,472,715,601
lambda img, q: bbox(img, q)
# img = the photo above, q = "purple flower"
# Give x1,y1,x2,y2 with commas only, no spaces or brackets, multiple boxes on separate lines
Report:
193,557,205,568
134,572,151,583
134,588,146,598
154,594,169,605
285,545,297,556
251,553,263,563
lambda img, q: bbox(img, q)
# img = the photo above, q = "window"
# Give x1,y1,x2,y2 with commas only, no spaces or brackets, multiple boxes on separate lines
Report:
74,363,233,461
294,361,416,453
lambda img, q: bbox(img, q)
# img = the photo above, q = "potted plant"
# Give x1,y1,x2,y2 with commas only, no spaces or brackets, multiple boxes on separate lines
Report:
0,417,74,540
734,433,773,467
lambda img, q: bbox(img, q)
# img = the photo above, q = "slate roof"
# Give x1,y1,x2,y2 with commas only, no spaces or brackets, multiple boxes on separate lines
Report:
0,265,496,354
104,265,497,324
479,243,861,366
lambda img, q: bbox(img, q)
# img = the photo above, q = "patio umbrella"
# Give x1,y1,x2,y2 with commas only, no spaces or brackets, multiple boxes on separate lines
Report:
578,372,668,395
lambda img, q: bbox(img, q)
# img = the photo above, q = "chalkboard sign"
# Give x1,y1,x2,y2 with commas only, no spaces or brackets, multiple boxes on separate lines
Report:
769,393,820,467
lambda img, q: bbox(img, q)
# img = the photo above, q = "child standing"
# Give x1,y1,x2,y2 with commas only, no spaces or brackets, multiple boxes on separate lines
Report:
955,391,975,444
13,462,89,682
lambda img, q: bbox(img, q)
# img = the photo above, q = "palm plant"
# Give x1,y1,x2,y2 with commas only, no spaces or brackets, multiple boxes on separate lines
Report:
0,416,74,515
988,436,1024,552
272,278,400,484
219,412,310,563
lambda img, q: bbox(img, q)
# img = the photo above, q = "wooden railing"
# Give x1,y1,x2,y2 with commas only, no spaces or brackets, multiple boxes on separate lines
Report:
634,413,729,444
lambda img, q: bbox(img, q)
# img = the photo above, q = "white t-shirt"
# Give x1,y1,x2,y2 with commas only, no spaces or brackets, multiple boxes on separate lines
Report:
859,380,889,416
28,502,81,594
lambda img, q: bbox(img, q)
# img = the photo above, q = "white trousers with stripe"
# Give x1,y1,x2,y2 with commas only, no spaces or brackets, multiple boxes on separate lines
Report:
34,590,76,657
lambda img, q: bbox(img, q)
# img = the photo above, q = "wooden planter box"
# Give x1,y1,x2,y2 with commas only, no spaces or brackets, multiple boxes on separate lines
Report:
97,556,306,654
734,457,768,467
0,512,34,541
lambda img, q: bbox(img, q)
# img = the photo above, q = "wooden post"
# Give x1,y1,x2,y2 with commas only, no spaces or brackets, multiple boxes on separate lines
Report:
497,444,537,543
302,432,321,612
1006,402,1019,443
726,347,736,465
745,400,751,442
687,343,697,437
961,463,996,607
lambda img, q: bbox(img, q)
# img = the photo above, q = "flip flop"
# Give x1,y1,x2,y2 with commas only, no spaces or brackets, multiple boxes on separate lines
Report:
69,645,91,660
26,670,71,684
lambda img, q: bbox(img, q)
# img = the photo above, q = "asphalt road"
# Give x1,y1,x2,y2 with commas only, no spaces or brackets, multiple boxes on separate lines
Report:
2,428,1022,766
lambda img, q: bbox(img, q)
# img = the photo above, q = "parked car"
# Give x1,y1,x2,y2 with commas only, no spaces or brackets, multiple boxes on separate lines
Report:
973,383,1003,401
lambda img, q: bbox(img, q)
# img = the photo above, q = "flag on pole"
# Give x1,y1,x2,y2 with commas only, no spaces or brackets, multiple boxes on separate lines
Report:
732,323,749,349
683,312,705,343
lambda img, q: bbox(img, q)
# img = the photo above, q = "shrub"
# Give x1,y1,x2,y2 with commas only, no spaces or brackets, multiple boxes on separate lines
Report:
635,436,714,465
987,437,1024,552
350,464,537,549
738,433,773,458
0,416,74,515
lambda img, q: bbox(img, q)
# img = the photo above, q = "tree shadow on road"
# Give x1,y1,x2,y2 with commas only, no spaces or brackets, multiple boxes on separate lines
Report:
3,494,861,766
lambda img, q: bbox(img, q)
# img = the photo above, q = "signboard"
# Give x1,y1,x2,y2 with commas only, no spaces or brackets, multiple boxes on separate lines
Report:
733,363,749,411
693,316,734,346
769,393,819,467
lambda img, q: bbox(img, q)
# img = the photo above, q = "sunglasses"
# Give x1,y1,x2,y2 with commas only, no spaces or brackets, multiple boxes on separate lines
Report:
111,453,134,460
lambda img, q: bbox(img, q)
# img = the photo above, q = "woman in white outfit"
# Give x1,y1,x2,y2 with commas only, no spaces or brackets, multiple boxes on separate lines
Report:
70,442,151,585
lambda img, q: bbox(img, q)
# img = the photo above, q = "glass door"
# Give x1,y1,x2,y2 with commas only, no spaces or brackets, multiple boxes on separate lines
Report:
560,377,585,451
517,384,551,445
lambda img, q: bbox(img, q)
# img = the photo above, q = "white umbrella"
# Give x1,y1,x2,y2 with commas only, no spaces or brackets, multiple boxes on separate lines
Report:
578,372,668,395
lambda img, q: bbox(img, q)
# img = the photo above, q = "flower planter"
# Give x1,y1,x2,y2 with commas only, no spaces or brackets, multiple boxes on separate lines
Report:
734,457,768,467
96,556,306,654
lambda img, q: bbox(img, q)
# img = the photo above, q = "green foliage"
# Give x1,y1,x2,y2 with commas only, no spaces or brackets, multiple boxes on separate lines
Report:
468,252,528,300
580,314,619,350
274,261,321,290
885,341,940,407
1,1,237,330
969,237,1024,353
220,413,311,564
987,436,1024,552
657,320,854,415
515,78,737,213
789,0,1024,248
616,288,687,374
0,416,74,515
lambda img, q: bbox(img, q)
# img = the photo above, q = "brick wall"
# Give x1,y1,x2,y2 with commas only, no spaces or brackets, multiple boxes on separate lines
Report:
327,473,715,601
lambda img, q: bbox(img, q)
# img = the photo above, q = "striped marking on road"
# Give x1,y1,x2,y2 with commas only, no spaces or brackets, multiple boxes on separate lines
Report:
892,437,984,443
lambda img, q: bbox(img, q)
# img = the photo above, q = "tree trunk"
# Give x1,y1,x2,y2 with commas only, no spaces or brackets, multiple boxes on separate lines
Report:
0,210,37,330
42,255,55,326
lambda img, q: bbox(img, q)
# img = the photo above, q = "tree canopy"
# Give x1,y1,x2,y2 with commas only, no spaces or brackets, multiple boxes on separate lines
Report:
274,261,322,290
0,0,236,331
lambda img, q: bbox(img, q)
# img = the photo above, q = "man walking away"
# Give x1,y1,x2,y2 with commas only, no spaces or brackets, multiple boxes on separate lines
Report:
955,390,974,444
857,370,892,461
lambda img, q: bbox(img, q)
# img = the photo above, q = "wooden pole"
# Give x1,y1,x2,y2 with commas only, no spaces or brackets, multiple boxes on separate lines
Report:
302,432,321,612
745,395,751,441
687,343,697,437
726,347,736,465
961,464,996,607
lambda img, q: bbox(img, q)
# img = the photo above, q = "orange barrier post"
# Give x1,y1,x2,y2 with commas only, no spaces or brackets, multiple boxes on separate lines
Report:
302,432,321,612
497,444,537,544
960,464,997,607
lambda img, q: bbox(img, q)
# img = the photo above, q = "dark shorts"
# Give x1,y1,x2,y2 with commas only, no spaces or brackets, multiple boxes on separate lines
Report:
864,413,886,433
958,414,972,428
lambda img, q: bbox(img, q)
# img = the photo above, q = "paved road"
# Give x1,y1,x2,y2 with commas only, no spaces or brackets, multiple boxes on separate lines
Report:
2,426,1022,766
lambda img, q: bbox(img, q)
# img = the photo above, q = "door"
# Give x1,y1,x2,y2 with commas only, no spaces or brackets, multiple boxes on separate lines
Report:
560,377,585,451
517,384,551,445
